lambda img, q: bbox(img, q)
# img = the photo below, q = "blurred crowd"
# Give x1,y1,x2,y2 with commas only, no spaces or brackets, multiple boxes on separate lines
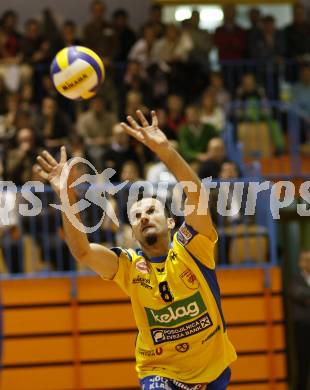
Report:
0,1,309,273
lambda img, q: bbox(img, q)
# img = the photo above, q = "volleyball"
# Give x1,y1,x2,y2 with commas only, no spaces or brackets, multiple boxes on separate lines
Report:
50,46,105,100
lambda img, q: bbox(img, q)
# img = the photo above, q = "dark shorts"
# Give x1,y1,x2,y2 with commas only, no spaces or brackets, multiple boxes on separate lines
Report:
140,367,231,390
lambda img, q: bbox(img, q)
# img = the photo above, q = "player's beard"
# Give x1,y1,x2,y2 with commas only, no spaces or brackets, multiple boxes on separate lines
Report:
145,234,157,246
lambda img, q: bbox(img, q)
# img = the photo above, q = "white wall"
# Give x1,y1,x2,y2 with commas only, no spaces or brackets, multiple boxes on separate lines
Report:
0,0,152,32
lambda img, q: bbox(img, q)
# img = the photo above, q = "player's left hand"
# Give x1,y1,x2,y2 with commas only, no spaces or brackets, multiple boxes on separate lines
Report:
121,110,169,154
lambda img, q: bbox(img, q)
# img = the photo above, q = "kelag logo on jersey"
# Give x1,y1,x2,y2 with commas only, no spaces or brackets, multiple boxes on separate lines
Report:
145,292,206,327
145,292,213,345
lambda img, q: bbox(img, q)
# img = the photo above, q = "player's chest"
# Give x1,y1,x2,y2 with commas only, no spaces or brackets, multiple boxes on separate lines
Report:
130,252,201,307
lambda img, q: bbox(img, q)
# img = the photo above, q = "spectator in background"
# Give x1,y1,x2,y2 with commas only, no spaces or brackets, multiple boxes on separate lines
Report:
124,90,148,120
0,10,32,91
0,74,9,115
252,15,285,62
0,10,21,59
198,137,229,179
4,127,40,185
178,105,217,163
143,4,166,39
128,24,157,70
165,94,185,139
123,60,151,106
214,5,246,61
36,97,71,154
285,4,310,62
246,7,262,58
290,251,310,390
76,96,117,170
151,23,193,73
199,91,226,133
291,64,310,122
206,71,231,110
183,10,212,71
103,123,141,182
236,73,285,153
83,0,117,65
59,20,83,48
0,92,20,144
21,19,46,64
113,8,136,62
291,63,310,145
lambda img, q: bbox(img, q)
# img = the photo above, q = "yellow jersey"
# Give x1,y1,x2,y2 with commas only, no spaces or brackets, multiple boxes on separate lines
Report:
109,222,237,383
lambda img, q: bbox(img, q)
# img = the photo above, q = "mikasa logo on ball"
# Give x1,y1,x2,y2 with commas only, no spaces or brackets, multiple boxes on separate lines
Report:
145,292,206,327
62,73,88,91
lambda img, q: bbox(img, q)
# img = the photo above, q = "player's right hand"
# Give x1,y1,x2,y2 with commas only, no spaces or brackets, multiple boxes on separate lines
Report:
33,146,74,197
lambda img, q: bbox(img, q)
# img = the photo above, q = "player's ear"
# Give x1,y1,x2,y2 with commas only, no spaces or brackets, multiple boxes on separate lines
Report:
167,217,175,230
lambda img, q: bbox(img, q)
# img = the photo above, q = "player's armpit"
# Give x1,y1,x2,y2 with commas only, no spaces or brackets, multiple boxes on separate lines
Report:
79,243,119,280
175,222,217,269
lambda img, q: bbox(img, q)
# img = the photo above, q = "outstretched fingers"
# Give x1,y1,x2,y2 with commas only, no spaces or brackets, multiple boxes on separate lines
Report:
37,153,53,173
42,150,57,167
60,146,67,164
136,110,149,128
151,110,158,127
120,122,144,142
33,164,49,181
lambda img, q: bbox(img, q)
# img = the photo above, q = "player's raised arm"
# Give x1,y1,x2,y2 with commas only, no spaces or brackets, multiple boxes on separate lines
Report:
121,110,215,239
34,146,119,279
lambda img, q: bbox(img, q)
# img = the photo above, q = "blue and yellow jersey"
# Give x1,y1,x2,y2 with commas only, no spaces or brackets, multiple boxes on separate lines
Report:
108,223,237,383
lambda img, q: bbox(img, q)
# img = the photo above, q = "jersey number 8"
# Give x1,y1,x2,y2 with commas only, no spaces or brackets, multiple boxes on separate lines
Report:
159,281,174,303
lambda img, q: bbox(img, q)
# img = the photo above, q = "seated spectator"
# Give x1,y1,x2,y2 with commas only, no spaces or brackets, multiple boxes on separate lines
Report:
178,105,217,163
83,0,117,65
290,250,310,390
76,96,117,170
103,123,141,182
36,96,72,155
198,137,229,179
236,73,285,153
199,91,226,133
165,94,186,139
4,127,41,185
206,72,231,110
128,24,157,70
112,8,136,62
285,4,310,62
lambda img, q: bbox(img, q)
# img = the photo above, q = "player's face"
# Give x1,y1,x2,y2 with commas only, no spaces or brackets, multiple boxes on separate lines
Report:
129,198,174,246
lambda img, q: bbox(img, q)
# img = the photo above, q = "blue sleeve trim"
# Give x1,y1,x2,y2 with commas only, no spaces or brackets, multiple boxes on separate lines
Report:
110,247,132,262
176,222,198,246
